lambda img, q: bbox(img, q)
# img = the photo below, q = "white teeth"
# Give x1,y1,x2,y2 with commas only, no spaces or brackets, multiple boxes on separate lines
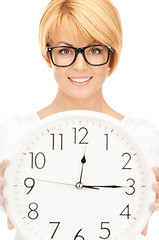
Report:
69,77,92,83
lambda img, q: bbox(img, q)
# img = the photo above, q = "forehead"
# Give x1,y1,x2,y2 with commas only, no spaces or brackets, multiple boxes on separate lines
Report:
49,27,99,47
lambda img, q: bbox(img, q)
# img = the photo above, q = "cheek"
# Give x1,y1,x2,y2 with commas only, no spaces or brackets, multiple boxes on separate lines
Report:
94,66,108,80
53,68,68,83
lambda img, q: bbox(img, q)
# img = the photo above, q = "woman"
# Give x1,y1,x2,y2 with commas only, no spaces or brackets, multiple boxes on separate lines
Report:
0,0,159,239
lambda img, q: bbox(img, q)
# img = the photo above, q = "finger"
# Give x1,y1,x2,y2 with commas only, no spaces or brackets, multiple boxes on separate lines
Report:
153,182,159,202
141,221,149,236
151,202,159,211
0,177,4,195
7,217,14,230
0,177,5,208
0,176,4,188
153,167,159,181
0,195,4,206
0,160,10,176
0,162,2,176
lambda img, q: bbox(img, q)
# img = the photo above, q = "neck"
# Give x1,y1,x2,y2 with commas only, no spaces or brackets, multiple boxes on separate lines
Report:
37,89,124,121
49,88,110,113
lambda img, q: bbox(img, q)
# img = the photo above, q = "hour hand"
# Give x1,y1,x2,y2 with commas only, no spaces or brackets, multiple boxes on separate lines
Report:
83,184,127,189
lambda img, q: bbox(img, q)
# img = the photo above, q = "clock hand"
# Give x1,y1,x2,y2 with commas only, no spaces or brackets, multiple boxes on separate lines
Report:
83,185,127,189
79,151,87,183
35,178,75,187
79,156,86,183
76,182,99,190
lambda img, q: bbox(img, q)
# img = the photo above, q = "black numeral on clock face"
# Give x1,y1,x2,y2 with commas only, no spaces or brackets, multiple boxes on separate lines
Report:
24,177,35,194
51,134,63,150
49,222,60,239
122,152,132,170
125,178,135,195
120,204,131,219
73,127,89,144
74,229,85,240
30,152,46,169
104,134,109,150
28,202,39,220
100,222,111,239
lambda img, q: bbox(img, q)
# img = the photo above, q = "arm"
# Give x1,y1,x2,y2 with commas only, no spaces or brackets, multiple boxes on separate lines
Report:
141,166,159,236
0,159,14,230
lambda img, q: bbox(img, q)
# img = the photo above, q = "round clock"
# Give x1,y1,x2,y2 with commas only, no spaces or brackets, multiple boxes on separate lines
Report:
3,110,155,240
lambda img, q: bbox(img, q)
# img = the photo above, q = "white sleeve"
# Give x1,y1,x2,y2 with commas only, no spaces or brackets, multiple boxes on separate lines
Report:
0,114,38,239
0,116,26,213
131,119,159,167
0,116,26,162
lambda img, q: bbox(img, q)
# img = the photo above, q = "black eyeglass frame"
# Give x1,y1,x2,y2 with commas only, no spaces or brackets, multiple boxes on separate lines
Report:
46,44,113,67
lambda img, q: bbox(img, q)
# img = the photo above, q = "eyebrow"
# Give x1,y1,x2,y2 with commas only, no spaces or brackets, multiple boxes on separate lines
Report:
57,41,73,46
57,41,96,47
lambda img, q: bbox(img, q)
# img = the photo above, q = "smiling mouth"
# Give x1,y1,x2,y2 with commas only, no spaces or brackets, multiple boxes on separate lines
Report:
68,77,92,83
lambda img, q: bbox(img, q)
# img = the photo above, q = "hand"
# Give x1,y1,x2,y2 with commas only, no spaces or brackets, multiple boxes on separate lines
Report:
141,166,159,236
0,159,14,230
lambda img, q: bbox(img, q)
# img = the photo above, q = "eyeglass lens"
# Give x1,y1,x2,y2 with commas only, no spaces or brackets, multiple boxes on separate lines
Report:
51,46,109,66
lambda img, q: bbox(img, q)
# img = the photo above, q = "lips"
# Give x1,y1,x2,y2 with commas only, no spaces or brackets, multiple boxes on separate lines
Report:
68,77,92,83
68,76,92,87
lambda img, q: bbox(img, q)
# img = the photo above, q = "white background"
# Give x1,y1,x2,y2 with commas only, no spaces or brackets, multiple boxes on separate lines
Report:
0,0,159,239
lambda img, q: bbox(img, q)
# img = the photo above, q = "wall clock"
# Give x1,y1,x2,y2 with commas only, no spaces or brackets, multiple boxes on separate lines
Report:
4,110,155,240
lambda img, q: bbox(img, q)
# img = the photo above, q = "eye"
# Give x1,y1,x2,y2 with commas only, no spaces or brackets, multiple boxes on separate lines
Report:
89,48,102,55
58,48,71,55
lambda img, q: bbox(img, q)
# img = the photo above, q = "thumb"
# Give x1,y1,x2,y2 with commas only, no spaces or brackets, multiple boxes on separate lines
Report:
7,216,14,230
141,221,149,236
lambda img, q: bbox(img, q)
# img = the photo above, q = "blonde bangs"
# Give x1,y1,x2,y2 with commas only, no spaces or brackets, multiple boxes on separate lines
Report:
49,14,95,46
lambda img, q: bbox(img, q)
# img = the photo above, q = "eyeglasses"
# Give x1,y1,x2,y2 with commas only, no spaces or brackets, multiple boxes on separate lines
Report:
46,44,113,67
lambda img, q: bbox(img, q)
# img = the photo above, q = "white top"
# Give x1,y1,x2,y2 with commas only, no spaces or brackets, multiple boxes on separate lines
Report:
0,112,159,240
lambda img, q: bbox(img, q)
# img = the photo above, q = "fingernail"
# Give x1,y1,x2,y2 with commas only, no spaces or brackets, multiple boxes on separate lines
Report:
153,167,159,173
8,223,14,230
152,182,157,191
142,230,147,236
155,204,159,211
8,224,13,230
153,182,159,191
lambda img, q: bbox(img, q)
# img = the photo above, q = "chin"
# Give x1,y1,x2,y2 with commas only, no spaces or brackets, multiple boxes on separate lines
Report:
68,91,97,101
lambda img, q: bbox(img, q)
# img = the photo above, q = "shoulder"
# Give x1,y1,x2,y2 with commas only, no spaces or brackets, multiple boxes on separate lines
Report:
0,113,40,161
122,117,159,139
0,112,40,134
0,115,24,138
123,116,159,166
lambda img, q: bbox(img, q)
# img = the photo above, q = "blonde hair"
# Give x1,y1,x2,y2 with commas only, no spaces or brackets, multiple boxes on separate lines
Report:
39,0,123,76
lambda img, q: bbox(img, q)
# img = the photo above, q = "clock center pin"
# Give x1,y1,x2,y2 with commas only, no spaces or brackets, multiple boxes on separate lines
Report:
76,182,84,190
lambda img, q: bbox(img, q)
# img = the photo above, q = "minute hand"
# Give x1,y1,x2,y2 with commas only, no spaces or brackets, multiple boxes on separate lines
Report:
83,185,127,189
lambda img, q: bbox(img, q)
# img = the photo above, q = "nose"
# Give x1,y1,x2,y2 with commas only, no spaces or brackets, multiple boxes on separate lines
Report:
72,51,88,70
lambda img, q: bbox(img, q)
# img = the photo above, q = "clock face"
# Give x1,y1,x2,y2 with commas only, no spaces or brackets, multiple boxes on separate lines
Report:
4,111,155,240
